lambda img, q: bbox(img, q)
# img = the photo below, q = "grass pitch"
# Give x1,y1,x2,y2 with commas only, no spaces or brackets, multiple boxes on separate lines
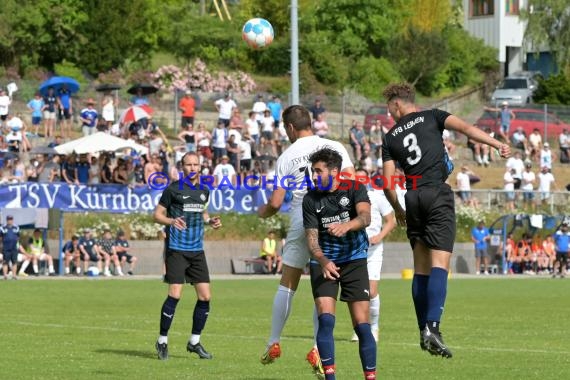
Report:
2,277,569,379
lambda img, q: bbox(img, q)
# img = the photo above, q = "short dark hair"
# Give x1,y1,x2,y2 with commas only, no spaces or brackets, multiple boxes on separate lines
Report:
181,151,199,164
282,105,312,132
308,147,342,171
382,82,416,103
71,235,79,241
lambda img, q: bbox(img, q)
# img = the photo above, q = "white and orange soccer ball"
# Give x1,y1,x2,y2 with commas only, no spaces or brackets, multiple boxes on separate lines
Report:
242,18,274,49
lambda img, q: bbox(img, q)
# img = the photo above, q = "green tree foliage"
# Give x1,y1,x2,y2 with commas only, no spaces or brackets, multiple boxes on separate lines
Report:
521,1,570,75
533,73,570,105
349,57,401,101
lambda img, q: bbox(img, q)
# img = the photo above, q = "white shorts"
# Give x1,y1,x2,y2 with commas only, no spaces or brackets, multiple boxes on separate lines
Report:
367,244,384,281
43,111,56,120
102,110,115,122
282,224,311,269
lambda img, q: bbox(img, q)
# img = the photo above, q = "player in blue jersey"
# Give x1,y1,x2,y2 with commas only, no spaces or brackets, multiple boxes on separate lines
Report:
303,148,374,380
552,222,569,278
153,152,222,361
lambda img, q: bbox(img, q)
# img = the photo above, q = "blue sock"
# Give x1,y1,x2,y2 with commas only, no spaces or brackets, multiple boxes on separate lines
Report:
354,323,376,374
426,267,448,331
317,313,336,380
159,296,179,336
411,274,429,331
191,300,210,335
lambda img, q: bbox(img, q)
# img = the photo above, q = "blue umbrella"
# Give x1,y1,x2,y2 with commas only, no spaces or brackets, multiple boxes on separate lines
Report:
39,76,80,96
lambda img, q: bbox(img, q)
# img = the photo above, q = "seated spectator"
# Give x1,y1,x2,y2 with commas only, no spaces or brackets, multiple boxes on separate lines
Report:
349,121,369,162
542,235,556,274
259,230,282,274
312,113,329,138
79,229,105,275
62,235,81,275
19,229,56,276
98,229,123,276
511,127,528,155
559,128,569,163
528,128,542,163
115,231,138,275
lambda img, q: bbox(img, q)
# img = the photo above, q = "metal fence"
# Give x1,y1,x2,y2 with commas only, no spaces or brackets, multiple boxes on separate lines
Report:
466,189,570,214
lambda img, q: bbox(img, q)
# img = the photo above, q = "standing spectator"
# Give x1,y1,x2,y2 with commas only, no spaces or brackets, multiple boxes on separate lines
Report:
213,155,236,187
230,108,244,129
552,223,569,278
506,151,524,190
100,156,113,184
442,129,456,161
115,231,138,275
80,99,98,136
246,111,260,145
484,102,515,142
521,163,536,210
179,90,196,128
266,96,283,131
239,133,254,174
559,128,569,163
89,156,100,185
226,134,240,172
57,85,73,139
1,215,20,280
43,87,58,138
542,235,556,274
252,94,267,124
471,220,490,275
312,113,329,138
303,148,374,380
260,230,281,274
129,88,149,106
503,167,516,210
149,130,165,156
537,166,556,206
540,142,555,170
27,92,44,136
261,110,274,141
309,98,325,121
37,154,60,183
101,91,116,131
214,92,237,128
456,166,474,206
212,122,228,164
0,89,12,128
228,120,242,144
62,155,78,185
152,151,223,360
196,123,213,165
528,128,542,162
76,154,91,185
62,235,81,275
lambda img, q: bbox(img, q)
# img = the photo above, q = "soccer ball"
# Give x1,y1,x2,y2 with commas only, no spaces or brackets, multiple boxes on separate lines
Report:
242,18,274,49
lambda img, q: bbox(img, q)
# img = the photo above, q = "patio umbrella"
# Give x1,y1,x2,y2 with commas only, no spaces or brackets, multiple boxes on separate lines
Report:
95,84,122,92
39,76,80,96
127,83,158,95
54,132,148,155
119,105,152,125
30,146,59,155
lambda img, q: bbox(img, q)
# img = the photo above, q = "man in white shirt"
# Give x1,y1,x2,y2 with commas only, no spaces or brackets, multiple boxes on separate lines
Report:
511,127,528,155
506,151,524,189
559,129,569,163
528,128,542,162
245,111,260,145
258,105,355,377
238,139,252,172
456,166,472,205
537,166,556,205
212,155,236,187
212,122,228,164
252,94,267,123
0,89,11,127
214,93,237,128
521,163,536,210
540,142,556,170
503,167,516,210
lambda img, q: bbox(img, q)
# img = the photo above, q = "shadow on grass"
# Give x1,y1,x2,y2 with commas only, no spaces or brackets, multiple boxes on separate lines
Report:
94,348,182,359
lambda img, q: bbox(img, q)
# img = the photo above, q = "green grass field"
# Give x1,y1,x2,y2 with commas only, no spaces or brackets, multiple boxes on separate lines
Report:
2,277,569,379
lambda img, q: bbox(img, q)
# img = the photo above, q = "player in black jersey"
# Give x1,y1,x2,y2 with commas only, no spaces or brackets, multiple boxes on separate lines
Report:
152,152,222,361
381,83,510,358
303,148,375,380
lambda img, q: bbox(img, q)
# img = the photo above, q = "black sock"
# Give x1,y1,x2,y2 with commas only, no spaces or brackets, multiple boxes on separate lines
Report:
191,300,210,335
159,296,179,336
426,321,440,334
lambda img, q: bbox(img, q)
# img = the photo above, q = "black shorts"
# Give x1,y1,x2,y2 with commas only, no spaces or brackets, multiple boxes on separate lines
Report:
0,115,7,121
59,108,71,120
80,251,99,262
181,116,194,127
310,258,369,302
405,184,456,253
2,249,18,264
118,252,134,263
165,249,210,285
555,252,568,262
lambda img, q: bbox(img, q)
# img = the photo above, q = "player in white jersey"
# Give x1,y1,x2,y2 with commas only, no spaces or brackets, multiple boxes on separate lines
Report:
258,105,355,376
351,169,396,343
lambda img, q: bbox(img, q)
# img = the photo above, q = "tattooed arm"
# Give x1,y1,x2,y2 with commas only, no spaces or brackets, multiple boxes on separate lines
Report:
306,228,340,279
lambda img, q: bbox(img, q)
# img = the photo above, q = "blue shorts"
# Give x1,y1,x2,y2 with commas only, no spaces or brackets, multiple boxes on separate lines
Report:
81,251,99,262
501,124,510,134
32,116,42,126
2,249,18,264
523,191,534,201
505,192,515,201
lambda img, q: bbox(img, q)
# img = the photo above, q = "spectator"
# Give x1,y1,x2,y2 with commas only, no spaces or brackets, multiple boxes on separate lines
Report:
552,223,569,278
47,135,63,148
239,132,254,174
225,135,240,172
312,113,329,138
112,159,129,185
179,90,196,128
62,155,78,185
62,235,81,275
0,89,12,128
528,128,542,162
20,228,56,276
76,154,91,185
369,120,383,160
212,155,236,187
260,230,282,274
230,108,244,129
98,229,123,276
214,92,237,128
471,220,490,275
90,156,100,185
100,155,113,183
521,163,536,210
516,233,532,274
506,151,524,190
144,154,163,185
261,109,275,141
246,111,260,145
79,229,105,276
503,167,516,210
484,101,515,142
511,127,528,155
542,235,556,274
308,98,325,121
149,130,165,156
101,91,116,131
456,166,478,207
115,231,138,275
27,92,44,136
539,142,556,170
196,123,213,166
228,120,242,144
57,85,73,139
349,121,369,162
212,122,228,164
129,88,149,106
537,166,556,206
1,215,20,280
559,128,569,163
266,96,283,131
43,87,58,138
504,233,517,274
38,154,61,183
252,94,267,124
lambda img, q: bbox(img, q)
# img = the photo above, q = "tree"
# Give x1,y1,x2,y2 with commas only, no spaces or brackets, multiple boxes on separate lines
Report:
521,0,570,75
403,0,451,33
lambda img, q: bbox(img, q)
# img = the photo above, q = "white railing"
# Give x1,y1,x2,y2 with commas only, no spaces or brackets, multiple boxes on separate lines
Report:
462,189,569,213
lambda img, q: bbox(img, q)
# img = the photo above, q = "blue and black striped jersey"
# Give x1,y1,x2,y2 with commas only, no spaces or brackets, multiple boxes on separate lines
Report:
303,180,370,264
159,180,209,253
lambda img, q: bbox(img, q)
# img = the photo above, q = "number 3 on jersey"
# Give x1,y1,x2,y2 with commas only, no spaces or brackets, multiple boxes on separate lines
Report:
403,133,422,165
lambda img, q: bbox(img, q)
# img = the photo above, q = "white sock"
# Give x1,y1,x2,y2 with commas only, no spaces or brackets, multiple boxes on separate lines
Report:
158,335,168,344
313,305,319,347
33,264,39,274
65,267,70,274
49,265,54,273
190,334,200,345
19,260,30,274
76,267,81,274
370,295,380,331
268,285,295,346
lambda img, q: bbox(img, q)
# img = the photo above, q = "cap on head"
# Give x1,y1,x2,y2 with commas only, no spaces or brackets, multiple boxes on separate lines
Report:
501,101,509,106
6,215,13,220
185,90,192,95
83,228,91,234
543,142,549,147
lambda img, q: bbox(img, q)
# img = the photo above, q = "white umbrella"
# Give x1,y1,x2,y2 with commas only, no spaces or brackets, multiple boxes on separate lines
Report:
54,132,148,155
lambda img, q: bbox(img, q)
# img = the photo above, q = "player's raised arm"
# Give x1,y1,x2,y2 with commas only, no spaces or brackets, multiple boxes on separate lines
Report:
258,187,286,218
444,115,511,158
